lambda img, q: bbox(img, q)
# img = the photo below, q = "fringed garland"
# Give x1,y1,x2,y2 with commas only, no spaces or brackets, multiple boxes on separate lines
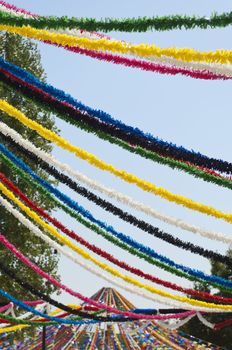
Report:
1,8,232,32
1,24,232,65
1,100,232,225
2,183,232,310
2,172,232,305
1,70,232,189
3,151,228,297
2,4,232,80
2,131,232,273
1,57,231,174
1,145,231,293
0,58,232,174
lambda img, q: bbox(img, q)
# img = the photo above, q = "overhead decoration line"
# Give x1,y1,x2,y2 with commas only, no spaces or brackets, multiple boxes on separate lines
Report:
1,8,232,32
1,70,232,189
2,182,232,310
0,221,209,316
1,145,232,293
1,57,231,174
2,172,232,305
3,151,229,296
2,129,232,271
1,5,232,81
1,100,232,225
0,24,232,65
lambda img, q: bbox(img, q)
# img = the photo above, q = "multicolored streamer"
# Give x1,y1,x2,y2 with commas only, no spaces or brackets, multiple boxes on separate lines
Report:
1,144,232,293
2,131,232,274
2,4,232,81
1,24,232,65
3,194,210,311
1,69,232,190
2,182,232,310
2,123,232,247
1,57,231,175
0,224,208,317
2,172,232,305
1,100,232,225
0,262,142,323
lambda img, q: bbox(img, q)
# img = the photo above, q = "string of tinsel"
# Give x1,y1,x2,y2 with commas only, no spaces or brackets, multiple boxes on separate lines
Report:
0,288,114,325
1,57,231,173
0,263,147,323
3,183,232,309
1,100,232,225
2,4,232,81
2,152,227,296
0,230,207,317
3,172,232,305
0,260,192,320
1,8,232,32
2,133,232,272
1,71,232,189
1,24,232,65
0,1,37,17
1,145,232,293
2,195,197,311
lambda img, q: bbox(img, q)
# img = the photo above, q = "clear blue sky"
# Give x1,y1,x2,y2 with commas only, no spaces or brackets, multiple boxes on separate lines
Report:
9,1,232,308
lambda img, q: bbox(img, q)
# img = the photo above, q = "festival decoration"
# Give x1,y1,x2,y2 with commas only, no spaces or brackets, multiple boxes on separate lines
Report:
1,7,232,32
1,100,232,225
0,288,226,349
2,145,232,295
0,2,231,347
1,130,232,272
1,4,232,81
1,67,232,188
0,145,230,292
1,24,232,66
1,57,231,176
2,184,232,311
2,171,232,305
1,126,231,248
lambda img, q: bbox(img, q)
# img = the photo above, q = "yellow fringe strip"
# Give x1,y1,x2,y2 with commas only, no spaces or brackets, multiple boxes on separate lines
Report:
0,24,231,64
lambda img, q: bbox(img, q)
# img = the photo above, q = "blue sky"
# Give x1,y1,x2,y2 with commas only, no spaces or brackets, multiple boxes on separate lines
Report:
7,1,232,308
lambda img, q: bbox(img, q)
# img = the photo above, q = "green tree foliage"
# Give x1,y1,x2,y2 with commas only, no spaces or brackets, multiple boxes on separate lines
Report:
0,33,60,304
181,249,232,349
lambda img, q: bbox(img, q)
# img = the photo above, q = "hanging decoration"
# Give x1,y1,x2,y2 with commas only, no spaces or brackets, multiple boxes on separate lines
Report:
1,7,232,32
1,100,232,225
0,288,226,350
2,171,232,305
2,145,232,296
0,2,231,344
1,57,231,175
1,131,232,272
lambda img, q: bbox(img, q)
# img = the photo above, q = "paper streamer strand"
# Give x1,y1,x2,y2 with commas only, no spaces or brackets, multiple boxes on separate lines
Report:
1,24,232,65
3,182,232,310
0,261,193,321
0,220,208,316
0,1,37,17
2,172,232,305
1,57,231,174
2,132,232,272
1,8,232,32
1,5,232,81
1,69,232,190
1,100,232,225
1,144,232,293
0,262,142,323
